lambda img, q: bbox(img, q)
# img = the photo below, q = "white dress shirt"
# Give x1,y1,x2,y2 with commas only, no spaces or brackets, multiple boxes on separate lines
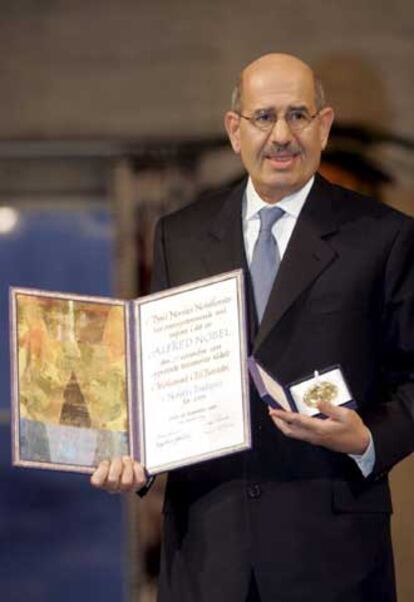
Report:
243,175,314,264
242,176,375,477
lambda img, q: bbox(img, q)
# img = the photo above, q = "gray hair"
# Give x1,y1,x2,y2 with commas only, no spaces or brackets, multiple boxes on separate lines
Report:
230,73,327,113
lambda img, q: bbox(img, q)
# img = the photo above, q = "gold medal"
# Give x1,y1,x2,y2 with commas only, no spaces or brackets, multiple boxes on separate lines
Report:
303,380,338,408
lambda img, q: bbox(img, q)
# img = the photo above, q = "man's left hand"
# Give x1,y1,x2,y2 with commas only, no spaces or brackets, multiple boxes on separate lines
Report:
269,400,370,455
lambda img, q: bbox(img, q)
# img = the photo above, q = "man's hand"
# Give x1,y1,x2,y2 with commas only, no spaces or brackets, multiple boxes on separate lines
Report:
90,456,147,494
269,400,370,455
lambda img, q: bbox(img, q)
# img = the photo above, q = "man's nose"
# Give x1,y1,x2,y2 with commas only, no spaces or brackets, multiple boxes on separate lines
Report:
269,117,293,145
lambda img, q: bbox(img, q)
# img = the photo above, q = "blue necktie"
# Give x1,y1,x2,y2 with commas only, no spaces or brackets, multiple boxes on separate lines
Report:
250,205,284,321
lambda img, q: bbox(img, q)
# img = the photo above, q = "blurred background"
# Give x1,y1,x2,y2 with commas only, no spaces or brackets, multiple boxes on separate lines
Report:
0,1,413,601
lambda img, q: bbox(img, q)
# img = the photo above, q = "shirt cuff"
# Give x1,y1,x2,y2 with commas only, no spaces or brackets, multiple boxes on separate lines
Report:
348,430,375,477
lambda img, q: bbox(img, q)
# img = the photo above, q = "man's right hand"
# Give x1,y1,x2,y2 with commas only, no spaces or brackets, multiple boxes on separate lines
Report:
90,456,147,494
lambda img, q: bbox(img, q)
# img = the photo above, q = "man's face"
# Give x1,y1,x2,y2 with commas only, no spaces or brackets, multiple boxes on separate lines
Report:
225,56,334,203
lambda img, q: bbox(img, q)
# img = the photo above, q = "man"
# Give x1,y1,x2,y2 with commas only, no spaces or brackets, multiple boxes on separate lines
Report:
92,54,414,601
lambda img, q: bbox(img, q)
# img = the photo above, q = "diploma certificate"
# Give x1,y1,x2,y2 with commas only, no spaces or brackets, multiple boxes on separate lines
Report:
10,270,251,475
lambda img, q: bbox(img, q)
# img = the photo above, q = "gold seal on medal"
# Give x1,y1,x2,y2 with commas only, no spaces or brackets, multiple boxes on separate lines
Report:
303,381,338,408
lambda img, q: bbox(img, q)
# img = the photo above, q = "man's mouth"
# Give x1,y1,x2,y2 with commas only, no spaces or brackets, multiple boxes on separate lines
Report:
265,152,299,168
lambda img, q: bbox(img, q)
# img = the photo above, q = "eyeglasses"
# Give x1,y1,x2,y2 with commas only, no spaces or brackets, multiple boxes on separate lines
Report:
236,108,320,133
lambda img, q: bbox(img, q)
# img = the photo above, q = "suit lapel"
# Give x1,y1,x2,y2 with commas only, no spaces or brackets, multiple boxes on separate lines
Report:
202,180,257,346
202,181,247,275
254,175,339,352
194,175,341,354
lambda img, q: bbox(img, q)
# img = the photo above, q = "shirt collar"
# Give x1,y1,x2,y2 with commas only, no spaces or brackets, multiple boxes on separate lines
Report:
244,176,315,221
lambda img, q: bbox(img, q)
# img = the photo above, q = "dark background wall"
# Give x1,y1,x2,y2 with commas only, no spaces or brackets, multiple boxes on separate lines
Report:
0,0,412,138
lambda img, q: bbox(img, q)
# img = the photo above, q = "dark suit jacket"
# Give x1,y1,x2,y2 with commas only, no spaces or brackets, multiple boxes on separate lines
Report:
151,174,414,602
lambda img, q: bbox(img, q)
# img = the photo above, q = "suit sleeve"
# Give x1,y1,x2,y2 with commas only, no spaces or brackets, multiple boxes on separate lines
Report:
150,217,170,294
136,217,170,497
366,217,414,477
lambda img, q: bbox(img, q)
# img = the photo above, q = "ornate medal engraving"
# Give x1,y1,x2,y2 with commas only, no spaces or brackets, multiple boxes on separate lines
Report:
303,380,338,408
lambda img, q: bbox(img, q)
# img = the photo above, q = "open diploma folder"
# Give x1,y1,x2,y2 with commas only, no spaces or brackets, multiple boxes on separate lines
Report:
248,358,356,417
10,270,251,475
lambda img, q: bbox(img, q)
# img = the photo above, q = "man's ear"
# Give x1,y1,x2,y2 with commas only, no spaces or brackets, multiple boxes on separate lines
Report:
224,111,241,154
319,106,335,150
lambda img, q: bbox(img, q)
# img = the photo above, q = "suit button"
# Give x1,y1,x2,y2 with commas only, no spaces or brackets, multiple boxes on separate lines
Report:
247,484,261,499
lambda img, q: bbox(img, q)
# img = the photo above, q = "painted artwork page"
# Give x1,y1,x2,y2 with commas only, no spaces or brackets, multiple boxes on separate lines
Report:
14,292,129,472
